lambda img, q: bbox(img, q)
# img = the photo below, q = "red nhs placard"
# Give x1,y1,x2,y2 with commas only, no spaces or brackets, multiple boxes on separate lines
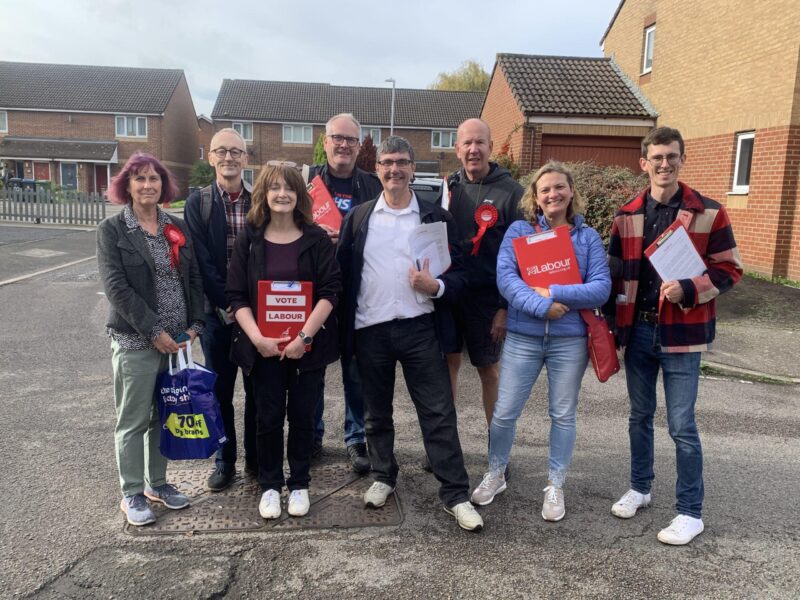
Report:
256,281,313,349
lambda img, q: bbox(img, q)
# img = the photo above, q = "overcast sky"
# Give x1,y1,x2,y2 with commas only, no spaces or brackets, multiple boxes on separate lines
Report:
1,0,621,117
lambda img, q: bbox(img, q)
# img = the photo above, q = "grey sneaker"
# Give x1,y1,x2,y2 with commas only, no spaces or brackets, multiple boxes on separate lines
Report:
364,482,395,508
611,489,652,519
120,493,156,526
144,483,190,510
444,501,484,532
470,471,507,506
542,485,565,521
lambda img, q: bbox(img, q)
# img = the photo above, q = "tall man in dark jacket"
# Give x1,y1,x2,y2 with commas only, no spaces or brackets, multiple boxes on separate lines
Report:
446,119,523,435
336,136,484,532
185,127,256,491
309,113,383,473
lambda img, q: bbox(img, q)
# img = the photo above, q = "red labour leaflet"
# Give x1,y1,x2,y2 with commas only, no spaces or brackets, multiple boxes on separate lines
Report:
307,175,343,232
257,281,313,350
512,225,581,287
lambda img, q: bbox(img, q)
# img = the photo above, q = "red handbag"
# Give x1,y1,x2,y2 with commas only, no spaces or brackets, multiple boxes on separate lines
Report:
579,309,620,382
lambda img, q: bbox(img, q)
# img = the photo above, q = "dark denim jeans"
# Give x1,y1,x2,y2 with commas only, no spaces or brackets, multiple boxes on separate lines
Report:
625,322,704,518
355,313,470,508
199,312,257,471
251,358,323,492
313,356,365,447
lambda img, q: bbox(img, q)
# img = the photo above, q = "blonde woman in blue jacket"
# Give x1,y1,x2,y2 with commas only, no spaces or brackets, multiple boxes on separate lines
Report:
471,161,611,521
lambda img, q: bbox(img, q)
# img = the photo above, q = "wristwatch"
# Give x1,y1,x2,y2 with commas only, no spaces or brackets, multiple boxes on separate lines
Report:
298,331,313,345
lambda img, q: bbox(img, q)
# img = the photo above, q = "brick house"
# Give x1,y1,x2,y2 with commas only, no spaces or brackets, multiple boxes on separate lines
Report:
601,0,800,279
481,53,657,174
209,79,484,182
0,61,199,195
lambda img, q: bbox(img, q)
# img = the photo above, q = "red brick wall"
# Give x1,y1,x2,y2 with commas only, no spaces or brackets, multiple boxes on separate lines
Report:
680,125,800,279
160,75,199,193
481,66,526,167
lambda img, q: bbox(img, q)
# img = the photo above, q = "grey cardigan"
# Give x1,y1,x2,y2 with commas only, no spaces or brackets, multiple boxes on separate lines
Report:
96,209,205,338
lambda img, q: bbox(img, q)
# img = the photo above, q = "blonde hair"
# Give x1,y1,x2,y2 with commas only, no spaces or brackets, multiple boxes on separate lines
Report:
521,161,584,224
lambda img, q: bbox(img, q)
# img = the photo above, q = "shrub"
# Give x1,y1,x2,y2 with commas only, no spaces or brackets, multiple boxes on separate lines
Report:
313,133,327,165
519,161,647,245
189,160,215,188
356,135,377,173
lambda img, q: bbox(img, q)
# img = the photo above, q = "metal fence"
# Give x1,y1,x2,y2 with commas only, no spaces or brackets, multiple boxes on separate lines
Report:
0,189,106,225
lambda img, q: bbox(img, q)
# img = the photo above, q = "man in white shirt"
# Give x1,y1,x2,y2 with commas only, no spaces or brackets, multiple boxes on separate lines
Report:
336,136,484,532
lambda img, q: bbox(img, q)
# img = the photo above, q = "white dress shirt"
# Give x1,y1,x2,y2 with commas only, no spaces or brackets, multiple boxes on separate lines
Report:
355,192,442,330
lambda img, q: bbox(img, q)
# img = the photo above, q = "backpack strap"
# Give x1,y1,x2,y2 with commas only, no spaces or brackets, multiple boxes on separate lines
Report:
200,185,213,227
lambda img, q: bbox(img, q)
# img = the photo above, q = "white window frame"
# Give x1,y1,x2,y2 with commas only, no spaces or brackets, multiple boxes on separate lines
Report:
233,122,253,141
362,128,381,144
199,146,204,160
282,124,313,145
732,131,755,194
115,115,147,138
431,129,457,149
242,168,254,186
0,110,7,133
642,24,656,74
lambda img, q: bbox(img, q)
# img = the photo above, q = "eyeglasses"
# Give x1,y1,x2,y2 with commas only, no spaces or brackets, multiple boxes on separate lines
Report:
210,147,246,159
327,134,360,147
376,159,413,168
645,153,682,166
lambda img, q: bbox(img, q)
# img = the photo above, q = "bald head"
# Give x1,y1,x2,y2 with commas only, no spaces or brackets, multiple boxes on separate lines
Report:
456,119,493,182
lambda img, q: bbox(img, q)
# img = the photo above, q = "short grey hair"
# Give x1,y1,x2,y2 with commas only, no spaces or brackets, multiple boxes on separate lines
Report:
211,127,247,150
325,113,361,137
377,136,415,162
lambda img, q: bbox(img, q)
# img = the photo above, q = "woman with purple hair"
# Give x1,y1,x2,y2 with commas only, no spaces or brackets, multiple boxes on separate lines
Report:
96,152,205,526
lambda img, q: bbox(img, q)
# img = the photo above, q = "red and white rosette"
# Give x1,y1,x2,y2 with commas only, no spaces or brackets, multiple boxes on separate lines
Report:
163,223,186,271
470,203,498,256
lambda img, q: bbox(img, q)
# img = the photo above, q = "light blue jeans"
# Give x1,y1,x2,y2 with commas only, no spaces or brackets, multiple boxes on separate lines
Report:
489,330,588,487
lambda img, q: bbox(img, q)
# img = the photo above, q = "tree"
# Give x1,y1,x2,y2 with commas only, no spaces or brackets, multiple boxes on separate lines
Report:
356,135,377,173
313,133,327,165
188,160,214,188
429,59,490,92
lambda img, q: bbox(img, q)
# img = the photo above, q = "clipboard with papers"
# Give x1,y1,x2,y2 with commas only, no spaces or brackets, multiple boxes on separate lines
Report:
408,221,452,304
256,280,313,350
644,220,707,281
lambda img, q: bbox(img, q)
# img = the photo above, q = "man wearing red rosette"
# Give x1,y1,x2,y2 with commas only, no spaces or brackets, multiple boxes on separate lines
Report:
444,119,523,469
185,127,257,491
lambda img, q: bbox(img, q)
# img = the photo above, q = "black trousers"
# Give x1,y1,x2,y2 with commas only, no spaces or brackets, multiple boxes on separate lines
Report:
251,357,323,492
355,313,470,507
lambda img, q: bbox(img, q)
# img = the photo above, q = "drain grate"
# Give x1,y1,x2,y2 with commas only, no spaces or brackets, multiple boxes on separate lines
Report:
124,462,403,535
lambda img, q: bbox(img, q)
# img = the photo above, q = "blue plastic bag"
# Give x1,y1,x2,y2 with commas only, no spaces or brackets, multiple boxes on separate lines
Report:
156,345,227,460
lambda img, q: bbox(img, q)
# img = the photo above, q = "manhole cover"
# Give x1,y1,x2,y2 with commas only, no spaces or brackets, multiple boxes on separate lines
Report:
124,462,403,535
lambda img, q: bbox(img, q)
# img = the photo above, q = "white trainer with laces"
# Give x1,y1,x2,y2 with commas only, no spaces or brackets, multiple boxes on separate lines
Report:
611,489,652,519
259,489,281,520
287,489,310,517
444,501,484,532
657,514,705,545
364,482,395,508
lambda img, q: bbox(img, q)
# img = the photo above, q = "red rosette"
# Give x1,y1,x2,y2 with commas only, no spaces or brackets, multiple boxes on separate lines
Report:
163,223,185,271
470,203,499,256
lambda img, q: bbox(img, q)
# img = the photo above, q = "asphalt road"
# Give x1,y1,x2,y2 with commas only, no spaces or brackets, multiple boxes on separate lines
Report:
0,246,798,598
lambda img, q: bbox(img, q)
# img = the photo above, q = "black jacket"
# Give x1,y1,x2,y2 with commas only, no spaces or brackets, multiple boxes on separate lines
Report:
447,163,524,300
336,195,466,359
307,163,383,212
225,222,342,374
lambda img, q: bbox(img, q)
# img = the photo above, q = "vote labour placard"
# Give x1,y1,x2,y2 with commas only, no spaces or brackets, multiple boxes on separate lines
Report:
512,225,581,288
257,280,313,349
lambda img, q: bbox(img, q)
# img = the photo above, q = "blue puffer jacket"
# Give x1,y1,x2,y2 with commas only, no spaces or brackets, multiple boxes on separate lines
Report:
497,214,611,337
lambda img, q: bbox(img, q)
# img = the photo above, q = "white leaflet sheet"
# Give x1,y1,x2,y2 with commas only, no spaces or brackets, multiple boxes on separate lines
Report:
409,222,451,277
647,224,707,281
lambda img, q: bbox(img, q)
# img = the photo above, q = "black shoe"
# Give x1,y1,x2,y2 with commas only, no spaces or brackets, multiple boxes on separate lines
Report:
347,442,370,475
207,465,234,492
421,454,433,473
311,438,323,460
504,464,511,483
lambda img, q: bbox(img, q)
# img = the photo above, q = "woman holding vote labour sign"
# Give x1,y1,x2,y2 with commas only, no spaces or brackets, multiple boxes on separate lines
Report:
225,164,341,520
470,161,610,522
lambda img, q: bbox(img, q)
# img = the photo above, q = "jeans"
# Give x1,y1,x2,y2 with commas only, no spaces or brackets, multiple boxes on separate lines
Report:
489,331,588,487
313,355,365,446
200,312,257,471
251,357,324,492
356,313,470,508
625,322,703,518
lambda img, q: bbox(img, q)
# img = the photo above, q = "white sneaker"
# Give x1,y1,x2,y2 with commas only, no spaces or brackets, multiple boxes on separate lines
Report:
541,485,565,521
657,514,704,545
364,481,395,508
471,471,507,506
444,501,484,532
287,489,310,517
259,489,281,519
611,489,652,519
